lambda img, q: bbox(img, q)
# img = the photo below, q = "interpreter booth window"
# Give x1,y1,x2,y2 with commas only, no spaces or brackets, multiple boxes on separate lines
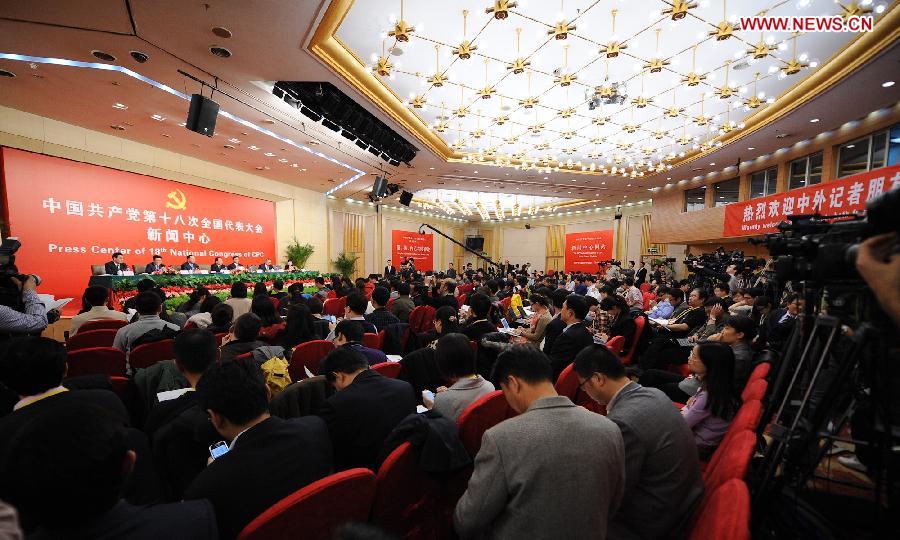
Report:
837,128,891,178
788,152,823,190
713,178,740,207
749,167,777,199
683,187,707,212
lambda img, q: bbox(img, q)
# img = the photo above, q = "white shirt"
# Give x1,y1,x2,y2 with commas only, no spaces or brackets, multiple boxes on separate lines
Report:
225,297,252,318
69,305,129,335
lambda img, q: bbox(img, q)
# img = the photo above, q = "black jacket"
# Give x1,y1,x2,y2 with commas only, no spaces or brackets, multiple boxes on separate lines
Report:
426,293,459,311
542,315,566,353
183,416,333,540
607,314,637,354
105,261,128,275
549,322,595,380
317,369,416,471
180,262,199,271
145,262,164,273
377,410,471,473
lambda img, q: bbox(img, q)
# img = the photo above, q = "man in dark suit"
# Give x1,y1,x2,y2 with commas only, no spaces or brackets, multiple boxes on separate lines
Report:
2,402,217,539
145,254,165,273
575,345,704,540
226,255,243,271
317,347,416,470
180,254,200,272
365,286,400,332
257,258,275,272
105,251,129,275
145,329,221,500
426,279,460,311
548,293,594,380
765,293,803,350
332,319,387,366
384,259,397,277
210,257,226,273
635,261,648,285
184,358,333,540
446,262,457,279
542,288,570,355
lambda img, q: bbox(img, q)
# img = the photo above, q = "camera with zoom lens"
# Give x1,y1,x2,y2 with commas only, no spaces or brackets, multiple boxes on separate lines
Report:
750,188,899,285
0,237,42,310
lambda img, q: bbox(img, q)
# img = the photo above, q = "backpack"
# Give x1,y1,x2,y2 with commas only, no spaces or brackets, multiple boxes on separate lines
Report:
131,325,179,348
260,356,292,396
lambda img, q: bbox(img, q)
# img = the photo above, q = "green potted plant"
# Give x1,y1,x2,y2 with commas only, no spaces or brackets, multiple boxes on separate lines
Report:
284,239,315,269
333,251,359,277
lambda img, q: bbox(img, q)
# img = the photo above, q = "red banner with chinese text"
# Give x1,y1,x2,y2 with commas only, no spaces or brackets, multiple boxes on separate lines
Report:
391,230,433,271
565,230,614,273
723,164,900,237
1,147,276,304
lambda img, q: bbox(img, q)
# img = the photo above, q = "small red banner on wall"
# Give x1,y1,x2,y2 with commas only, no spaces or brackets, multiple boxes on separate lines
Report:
565,230,614,273
392,230,433,271
723,164,900,237
1,147,276,303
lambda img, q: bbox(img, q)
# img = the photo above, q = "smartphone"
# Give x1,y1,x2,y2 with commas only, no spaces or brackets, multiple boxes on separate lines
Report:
208,441,230,460
422,390,435,403
501,317,510,329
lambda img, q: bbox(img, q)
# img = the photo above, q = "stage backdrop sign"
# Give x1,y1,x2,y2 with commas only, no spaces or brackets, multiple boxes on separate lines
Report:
723,164,900,237
565,230,614,273
391,230,433,271
1,147,276,304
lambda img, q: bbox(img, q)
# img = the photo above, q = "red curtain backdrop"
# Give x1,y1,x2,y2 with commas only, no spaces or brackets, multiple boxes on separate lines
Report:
1,147,276,303
391,230,433,271
723,164,900,237
564,230,614,273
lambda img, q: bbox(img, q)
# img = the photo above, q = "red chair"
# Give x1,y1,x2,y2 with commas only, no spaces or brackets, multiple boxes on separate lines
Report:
720,400,762,449
109,376,133,402
555,363,606,415
270,296,280,312
456,294,467,308
619,316,645,366
372,442,438,537
688,479,750,540
408,305,436,334
67,329,118,351
66,347,126,377
703,430,756,493
77,318,128,333
289,340,335,381
605,335,625,355
371,361,402,379
214,333,227,346
469,340,478,354
323,297,346,318
362,333,380,349
183,321,198,330
748,362,770,381
234,352,253,360
386,297,396,310
237,468,376,540
376,330,385,350
129,339,175,370
741,378,768,402
669,363,691,377
456,390,517,457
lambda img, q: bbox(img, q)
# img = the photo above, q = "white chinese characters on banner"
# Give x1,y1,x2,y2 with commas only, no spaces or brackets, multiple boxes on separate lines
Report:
41,197,264,244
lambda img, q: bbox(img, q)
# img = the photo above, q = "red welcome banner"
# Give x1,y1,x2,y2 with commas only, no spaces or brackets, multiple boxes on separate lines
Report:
723,164,900,237
565,230,614,273
1,147,276,303
391,230,433,271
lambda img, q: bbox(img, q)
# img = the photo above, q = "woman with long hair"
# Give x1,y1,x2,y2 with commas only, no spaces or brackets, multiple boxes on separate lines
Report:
422,305,461,348
598,294,637,353
253,281,268,298
177,286,210,316
281,304,319,351
423,333,495,421
514,294,551,347
251,294,282,327
681,342,741,458
186,295,222,328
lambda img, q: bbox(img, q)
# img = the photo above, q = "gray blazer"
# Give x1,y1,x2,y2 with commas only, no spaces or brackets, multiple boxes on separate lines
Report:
454,396,625,539
606,382,704,540
433,376,495,422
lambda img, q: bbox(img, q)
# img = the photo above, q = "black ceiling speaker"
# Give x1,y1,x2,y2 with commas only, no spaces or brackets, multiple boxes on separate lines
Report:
371,176,388,198
399,191,413,206
185,93,219,137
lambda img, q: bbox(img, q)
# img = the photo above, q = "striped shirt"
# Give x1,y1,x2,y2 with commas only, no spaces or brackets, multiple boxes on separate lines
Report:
0,289,48,334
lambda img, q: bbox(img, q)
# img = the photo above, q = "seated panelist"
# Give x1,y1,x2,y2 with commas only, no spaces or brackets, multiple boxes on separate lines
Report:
181,255,200,272
104,252,129,275
258,258,276,272
145,255,165,274
226,255,244,272
210,257,226,273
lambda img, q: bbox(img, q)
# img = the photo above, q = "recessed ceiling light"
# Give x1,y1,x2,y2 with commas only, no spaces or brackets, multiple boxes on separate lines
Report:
229,138,241,144
248,145,259,150
747,147,755,150
150,114,165,121
709,162,715,166
210,46,232,58
91,50,116,62
883,81,895,88
211,26,233,38
264,152,275,157
113,103,128,110
474,170,478,173
809,118,819,123
417,180,422,182
429,167,434,170
278,158,288,163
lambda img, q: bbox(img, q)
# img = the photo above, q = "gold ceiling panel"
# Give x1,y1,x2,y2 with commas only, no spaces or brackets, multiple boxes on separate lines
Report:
313,0,898,179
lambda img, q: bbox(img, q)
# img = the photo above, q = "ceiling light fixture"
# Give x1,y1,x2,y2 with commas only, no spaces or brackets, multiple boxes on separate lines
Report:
150,114,165,121
883,81,896,88
486,0,517,20
451,10,477,59
387,0,416,42
113,102,128,110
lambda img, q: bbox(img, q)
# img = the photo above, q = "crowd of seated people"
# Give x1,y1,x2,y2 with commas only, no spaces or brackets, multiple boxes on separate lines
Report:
0,255,810,539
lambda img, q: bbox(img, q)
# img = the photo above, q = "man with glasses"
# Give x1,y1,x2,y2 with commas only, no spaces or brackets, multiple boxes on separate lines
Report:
574,344,703,540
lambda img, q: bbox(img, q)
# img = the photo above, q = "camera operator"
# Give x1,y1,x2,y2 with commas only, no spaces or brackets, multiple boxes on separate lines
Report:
0,275,49,335
856,232,900,328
